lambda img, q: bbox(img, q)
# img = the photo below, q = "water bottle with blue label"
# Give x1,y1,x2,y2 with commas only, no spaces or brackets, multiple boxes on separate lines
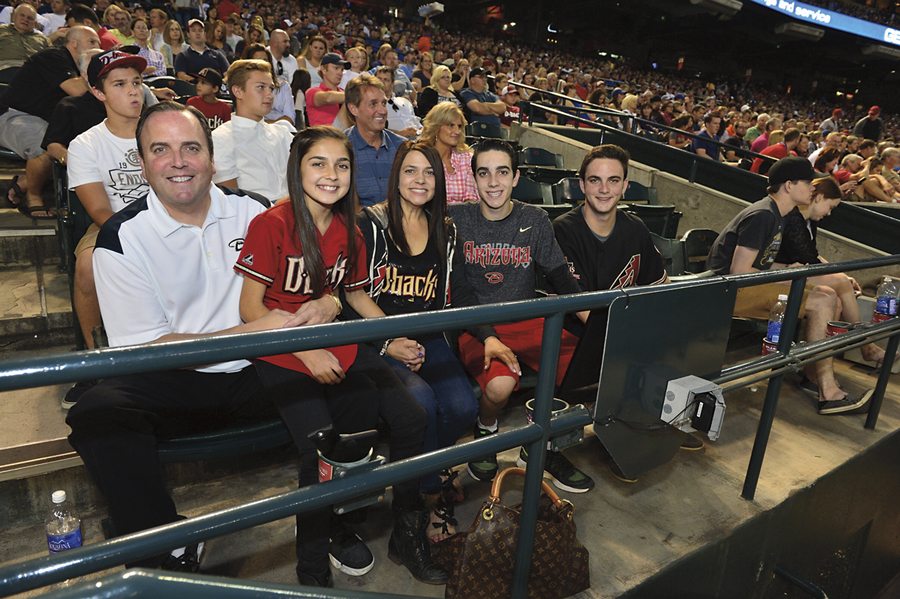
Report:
873,276,899,323
766,294,788,343
46,490,82,554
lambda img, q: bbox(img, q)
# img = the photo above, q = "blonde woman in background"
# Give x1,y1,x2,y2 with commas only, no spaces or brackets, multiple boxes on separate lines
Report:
419,102,477,204
160,20,186,70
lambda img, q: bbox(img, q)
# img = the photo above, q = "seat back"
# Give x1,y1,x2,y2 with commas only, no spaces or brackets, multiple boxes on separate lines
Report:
0,67,19,85
623,203,680,238
148,76,196,98
520,147,564,168
623,181,658,204
465,121,506,140
553,177,584,203
681,228,719,273
650,232,687,276
512,176,551,204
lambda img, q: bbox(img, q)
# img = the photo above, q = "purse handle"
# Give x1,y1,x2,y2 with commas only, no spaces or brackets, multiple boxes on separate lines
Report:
489,467,565,508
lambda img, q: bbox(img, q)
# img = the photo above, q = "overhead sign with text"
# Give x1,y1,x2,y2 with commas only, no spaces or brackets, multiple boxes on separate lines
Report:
751,0,900,46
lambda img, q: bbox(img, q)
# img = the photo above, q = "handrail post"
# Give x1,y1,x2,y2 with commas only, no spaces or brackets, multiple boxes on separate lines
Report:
742,277,806,500
511,311,564,599
865,331,900,430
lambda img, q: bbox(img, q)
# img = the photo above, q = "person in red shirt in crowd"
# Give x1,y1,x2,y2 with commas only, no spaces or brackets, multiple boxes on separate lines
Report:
215,0,239,20
305,52,347,126
751,127,800,175
186,68,230,129
498,85,520,127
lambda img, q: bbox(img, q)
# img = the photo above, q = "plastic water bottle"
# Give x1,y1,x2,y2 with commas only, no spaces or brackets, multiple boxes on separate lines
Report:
46,490,82,554
872,276,899,323
766,294,789,343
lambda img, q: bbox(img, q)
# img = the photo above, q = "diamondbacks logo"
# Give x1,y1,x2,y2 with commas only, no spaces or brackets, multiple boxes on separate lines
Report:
611,254,641,289
381,266,438,302
485,272,504,285
229,238,245,252
283,252,349,295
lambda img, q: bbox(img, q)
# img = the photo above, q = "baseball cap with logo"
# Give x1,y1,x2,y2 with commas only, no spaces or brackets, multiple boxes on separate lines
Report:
499,85,519,96
87,49,147,88
190,67,224,88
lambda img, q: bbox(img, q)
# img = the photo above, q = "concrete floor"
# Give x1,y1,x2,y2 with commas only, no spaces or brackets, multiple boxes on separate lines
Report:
0,356,897,598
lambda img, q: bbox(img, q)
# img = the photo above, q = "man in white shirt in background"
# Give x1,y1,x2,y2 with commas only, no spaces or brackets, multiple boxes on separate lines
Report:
374,65,419,139
268,29,297,85
211,58,294,203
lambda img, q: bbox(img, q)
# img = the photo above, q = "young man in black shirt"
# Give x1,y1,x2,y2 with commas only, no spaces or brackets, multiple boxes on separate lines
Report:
553,145,702,482
707,156,873,414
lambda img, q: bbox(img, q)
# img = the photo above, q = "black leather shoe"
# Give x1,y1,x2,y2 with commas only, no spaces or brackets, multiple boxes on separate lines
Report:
388,509,448,585
296,567,333,587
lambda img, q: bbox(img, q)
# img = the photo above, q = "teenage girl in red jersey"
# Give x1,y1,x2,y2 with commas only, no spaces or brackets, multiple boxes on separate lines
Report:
235,126,447,588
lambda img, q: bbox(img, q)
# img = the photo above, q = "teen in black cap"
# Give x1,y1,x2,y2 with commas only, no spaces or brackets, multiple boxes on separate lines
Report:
706,155,873,415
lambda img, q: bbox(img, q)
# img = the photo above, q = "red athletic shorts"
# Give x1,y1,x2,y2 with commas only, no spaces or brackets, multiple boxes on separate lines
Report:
458,317,577,395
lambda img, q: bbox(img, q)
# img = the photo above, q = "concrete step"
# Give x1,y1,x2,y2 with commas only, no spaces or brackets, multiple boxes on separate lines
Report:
0,263,75,350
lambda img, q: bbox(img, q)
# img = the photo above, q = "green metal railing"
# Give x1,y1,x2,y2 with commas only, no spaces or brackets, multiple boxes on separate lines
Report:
1,256,898,598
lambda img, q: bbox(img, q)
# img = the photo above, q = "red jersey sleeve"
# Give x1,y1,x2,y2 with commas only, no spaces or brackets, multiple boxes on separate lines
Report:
234,210,280,286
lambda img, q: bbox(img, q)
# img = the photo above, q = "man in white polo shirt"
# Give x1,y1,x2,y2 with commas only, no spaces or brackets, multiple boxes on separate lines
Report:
65,102,340,572
211,58,295,203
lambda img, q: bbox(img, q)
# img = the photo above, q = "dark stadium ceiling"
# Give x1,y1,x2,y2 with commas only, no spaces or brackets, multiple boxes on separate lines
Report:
423,0,899,106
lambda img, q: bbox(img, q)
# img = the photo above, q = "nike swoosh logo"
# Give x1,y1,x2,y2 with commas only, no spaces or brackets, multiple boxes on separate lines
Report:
519,226,532,233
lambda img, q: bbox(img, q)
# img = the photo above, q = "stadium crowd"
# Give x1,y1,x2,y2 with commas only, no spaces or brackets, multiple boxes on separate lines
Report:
0,0,898,589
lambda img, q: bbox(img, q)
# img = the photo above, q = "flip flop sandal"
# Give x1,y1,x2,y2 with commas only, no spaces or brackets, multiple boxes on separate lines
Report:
6,175,24,207
18,202,56,220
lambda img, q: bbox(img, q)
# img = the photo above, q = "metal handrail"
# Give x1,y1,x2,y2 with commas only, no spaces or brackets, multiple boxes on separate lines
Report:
1,256,898,597
507,78,772,164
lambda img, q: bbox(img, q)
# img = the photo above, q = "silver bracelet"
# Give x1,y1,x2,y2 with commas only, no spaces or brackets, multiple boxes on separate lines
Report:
379,338,394,356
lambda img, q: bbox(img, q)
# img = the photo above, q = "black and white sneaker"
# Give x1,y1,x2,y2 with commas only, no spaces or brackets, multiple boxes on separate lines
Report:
161,541,205,573
517,448,595,493
329,522,374,576
61,380,97,410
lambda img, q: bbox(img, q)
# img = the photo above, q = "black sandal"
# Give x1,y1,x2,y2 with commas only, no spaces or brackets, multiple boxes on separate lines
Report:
428,500,458,544
440,468,465,504
7,175,23,207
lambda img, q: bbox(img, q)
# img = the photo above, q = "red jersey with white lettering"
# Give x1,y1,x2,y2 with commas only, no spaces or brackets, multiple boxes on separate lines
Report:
235,202,369,375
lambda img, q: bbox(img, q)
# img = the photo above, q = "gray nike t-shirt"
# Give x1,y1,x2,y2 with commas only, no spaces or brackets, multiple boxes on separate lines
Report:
449,200,567,304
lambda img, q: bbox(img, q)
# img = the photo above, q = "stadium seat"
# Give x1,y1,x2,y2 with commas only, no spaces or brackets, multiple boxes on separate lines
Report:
520,146,564,168
553,177,584,203
681,228,719,273
623,181,658,204
623,203,681,238
512,175,552,204
465,121,506,140
650,232,686,276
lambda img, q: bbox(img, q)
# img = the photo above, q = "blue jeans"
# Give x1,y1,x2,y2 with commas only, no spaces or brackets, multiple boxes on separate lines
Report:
384,335,478,494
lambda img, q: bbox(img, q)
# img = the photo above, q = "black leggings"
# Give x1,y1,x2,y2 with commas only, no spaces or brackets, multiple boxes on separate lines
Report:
254,344,426,574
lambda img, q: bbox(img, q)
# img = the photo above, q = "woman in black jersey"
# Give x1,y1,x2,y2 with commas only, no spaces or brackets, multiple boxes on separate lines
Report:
355,141,515,542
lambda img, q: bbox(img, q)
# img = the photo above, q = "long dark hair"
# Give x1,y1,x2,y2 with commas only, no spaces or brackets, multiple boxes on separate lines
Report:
286,126,358,298
385,142,448,265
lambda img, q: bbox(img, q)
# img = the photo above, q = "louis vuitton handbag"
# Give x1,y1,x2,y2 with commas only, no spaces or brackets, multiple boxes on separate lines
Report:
433,467,590,599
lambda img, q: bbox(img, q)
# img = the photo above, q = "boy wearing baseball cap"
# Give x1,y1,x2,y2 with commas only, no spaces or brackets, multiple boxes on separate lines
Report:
707,157,873,414
305,52,349,126
63,49,150,408
186,67,230,129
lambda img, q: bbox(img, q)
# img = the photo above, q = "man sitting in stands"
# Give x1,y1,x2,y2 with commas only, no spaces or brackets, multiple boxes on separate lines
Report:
211,59,294,203
63,49,150,408
706,157,873,415
459,66,504,128
174,19,228,83
691,111,722,161
0,25,99,218
345,73,404,207
0,4,48,71
552,144,703,481
751,127,801,175
65,102,350,573
451,139,595,493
